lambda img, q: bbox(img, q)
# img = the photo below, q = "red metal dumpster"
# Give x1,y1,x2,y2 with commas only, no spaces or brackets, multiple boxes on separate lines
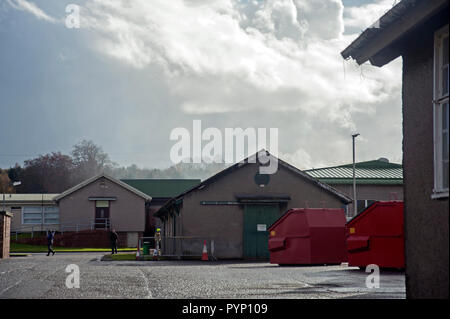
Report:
268,208,347,265
346,201,404,269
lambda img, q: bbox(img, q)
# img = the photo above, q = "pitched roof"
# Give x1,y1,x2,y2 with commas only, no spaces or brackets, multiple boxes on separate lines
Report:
53,173,152,202
305,159,403,185
120,179,201,198
155,151,353,218
341,0,448,66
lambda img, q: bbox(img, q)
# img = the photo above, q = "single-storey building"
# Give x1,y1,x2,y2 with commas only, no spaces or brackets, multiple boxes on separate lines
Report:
120,179,201,235
341,0,448,298
155,151,352,260
5,175,201,247
2,194,59,232
54,173,152,247
305,158,403,218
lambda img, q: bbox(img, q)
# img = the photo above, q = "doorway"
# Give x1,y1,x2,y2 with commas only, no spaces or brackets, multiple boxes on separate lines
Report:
95,201,110,229
243,204,280,259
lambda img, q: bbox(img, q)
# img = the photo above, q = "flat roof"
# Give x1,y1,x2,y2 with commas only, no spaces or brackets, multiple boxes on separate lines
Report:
1,193,59,203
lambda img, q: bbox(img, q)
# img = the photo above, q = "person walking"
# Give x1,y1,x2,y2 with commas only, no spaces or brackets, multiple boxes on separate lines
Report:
110,229,119,254
47,230,55,256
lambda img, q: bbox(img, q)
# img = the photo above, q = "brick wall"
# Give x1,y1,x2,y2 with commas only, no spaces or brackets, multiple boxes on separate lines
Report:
15,230,129,248
1,212,12,259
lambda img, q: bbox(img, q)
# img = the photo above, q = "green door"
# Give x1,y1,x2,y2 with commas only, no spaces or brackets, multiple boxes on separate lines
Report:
243,204,280,259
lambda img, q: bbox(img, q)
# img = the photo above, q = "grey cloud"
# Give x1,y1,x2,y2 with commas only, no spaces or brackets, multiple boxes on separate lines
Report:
1,0,403,171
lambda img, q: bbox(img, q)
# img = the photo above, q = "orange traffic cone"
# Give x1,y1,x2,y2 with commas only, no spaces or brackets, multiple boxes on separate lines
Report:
201,240,208,261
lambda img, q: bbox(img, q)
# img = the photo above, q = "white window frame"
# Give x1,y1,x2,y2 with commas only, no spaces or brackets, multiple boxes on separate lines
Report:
22,206,43,225
43,206,59,225
432,24,449,199
22,206,60,225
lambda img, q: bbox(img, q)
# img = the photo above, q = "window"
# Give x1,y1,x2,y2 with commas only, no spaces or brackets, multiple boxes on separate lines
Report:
22,206,59,225
95,200,109,208
433,25,449,198
23,206,43,224
44,206,59,224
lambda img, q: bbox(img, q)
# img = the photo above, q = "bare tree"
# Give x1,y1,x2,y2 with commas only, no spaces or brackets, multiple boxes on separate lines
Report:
71,140,114,182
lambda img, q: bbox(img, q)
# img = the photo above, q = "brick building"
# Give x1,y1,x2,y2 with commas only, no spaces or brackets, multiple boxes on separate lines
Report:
155,152,352,259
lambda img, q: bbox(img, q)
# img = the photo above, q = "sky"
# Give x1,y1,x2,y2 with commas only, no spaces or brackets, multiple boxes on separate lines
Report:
0,0,403,170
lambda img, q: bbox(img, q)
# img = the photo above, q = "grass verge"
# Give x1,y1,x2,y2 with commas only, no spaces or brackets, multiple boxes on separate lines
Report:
10,242,137,253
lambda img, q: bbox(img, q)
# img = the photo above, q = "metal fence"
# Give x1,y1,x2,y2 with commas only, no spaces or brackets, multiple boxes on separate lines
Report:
10,225,46,240
138,236,218,260
11,218,111,240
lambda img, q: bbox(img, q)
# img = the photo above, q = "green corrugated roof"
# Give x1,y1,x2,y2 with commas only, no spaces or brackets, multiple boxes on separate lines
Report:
121,179,201,198
305,160,403,185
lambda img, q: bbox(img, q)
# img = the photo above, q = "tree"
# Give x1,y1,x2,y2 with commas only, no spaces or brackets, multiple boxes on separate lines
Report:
20,152,74,193
7,164,23,184
71,140,114,182
0,170,14,193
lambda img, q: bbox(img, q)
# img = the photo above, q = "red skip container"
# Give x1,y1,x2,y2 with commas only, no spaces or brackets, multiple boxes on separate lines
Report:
268,208,347,265
346,201,405,269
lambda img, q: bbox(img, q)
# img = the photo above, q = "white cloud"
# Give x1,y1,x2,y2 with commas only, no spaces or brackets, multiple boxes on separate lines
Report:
343,0,394,31
280,147,313,170
5,0,403,168
293,0,344,40
79,0,402,166
247,0,307,41
78,1,400,117
7,0,57,23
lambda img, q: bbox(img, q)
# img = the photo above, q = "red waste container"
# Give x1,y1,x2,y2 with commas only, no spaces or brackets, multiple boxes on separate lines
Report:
346,201,404,269
268,208,347,265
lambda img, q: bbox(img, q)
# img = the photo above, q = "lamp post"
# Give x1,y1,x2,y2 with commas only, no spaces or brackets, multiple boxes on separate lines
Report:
352,133,360,217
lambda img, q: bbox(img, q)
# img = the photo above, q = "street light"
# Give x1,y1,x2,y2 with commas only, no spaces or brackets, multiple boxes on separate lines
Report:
352,133,360,217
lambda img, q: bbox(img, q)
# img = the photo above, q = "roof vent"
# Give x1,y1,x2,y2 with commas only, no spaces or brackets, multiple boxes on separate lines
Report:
378,157,389,163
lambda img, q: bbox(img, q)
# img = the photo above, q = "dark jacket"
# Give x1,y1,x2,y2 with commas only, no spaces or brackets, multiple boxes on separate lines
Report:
47,232,54,245
110,231,118,243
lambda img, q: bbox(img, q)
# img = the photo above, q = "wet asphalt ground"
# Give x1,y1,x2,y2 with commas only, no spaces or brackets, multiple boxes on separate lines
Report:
0,253,405,299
